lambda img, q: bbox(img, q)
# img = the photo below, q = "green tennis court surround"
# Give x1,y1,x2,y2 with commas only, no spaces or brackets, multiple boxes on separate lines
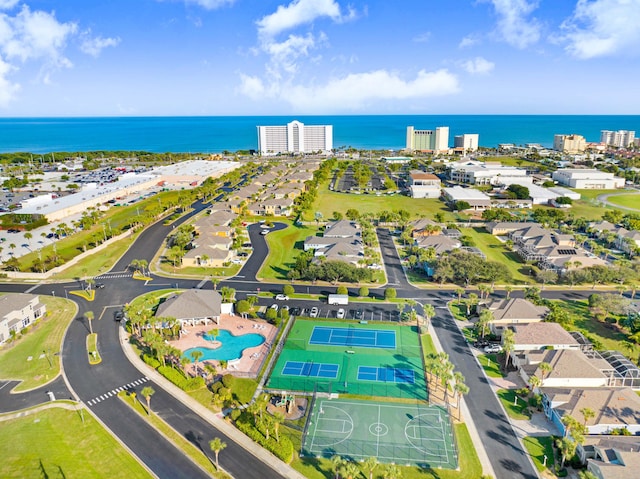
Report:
267,319,426,400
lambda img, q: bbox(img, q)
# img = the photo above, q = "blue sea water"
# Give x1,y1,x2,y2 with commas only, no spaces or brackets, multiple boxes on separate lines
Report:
0,115,638,154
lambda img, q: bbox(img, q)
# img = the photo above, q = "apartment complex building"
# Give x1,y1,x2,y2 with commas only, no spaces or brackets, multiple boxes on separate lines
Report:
553,134,587,153
601,130,635,148
406,126,449,152
453,133,479,152
257,120,333,155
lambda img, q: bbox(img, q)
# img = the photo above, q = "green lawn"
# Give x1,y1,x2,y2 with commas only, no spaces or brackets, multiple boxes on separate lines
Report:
448,301,468,321
308,186,456,222
478,354,503,378
480,156,539,168
606,192,640,210
0,296,77,392
555,299,632,353
0,407,152,478
258,220,319,281
156,261,240,278
497,389,531,420
421,334,437,356
572,189,620,200
459,227,533,284
523,436,555,472
291,423,482,479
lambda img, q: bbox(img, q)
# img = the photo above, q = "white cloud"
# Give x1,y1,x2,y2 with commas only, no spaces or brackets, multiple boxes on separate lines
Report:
412,32,431,43
560,0,640,59
0,56,19,107
0,0,19,10
239,69,459,112
461,57,495,74
264,32,317,75
459,35,479,48
257,0,347,39
80,34,121,57
2,6,77,64
487,0,541,49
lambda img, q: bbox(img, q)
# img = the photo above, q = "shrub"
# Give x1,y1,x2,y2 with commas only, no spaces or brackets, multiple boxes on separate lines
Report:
283,284,294,296
142,354,161,369
384,288,397,300
229,409,241,421
336,286,348,295
265,308,277,322
358,286,369,297
158,365,188,390
184,377,205,391
236,414,294,463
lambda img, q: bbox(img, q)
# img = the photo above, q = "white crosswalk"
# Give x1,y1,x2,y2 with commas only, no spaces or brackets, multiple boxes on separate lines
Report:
95,273,134,279
86,376,149,406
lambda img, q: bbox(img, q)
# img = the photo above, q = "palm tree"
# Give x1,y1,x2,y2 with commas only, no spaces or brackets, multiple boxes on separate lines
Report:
529,375,541,391
209,437,227,470
556,436,577,469
383,463,403,479
477,309,493,338
331,455,345,479
580,407,595,429
455,287,465,304
341,461,360,479
85,278,95,292
190,350,204,373
453,373,469,411
502,328,515,369
423,303,435,329
85,311,95,334
141,386,155,415
272,411,285,442
504,285,514,299
24,232,33,250
539,362,552,384
361,457,378,479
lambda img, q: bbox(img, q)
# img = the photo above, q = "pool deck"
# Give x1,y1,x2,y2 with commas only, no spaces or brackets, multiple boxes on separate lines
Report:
169,314,278,377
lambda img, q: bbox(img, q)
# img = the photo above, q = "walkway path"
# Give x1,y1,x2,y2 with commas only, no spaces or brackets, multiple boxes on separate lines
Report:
596,190,640,212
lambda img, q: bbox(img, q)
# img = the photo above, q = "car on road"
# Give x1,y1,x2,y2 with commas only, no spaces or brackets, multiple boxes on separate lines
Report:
337,308,345,319
484,344,502,353
355,309,363,320
114,311,124,321
310,307,319,318
260,223,270,229
260,230,269,235
275,294,289,301
95,283,105,289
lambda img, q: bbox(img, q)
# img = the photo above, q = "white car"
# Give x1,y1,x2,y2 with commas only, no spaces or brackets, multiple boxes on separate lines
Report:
336,308,345,319
484,344,502,354
310,307,319,318
275,294,289,301
260,230,269,236
269,304,279,312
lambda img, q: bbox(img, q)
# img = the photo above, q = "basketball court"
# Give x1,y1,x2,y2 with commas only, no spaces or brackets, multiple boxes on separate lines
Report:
302,398,457,468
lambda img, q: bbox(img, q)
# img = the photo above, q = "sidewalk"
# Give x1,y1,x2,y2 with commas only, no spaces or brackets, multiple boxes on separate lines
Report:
119,325,306,479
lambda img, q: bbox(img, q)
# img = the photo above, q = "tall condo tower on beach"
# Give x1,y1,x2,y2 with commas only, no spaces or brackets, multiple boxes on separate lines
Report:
406,126,449,152
257,120,333,155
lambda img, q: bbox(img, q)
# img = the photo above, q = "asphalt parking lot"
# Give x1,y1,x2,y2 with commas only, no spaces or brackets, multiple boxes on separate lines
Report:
257,298,403,322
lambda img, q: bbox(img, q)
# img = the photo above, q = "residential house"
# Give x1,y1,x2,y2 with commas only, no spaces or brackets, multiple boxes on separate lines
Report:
478,298,549,335
323,220,360,238
408,170,441,198
155,289,223,326
485,221,534,236
0,293,47,344
442,186,492,211
510,322,580,351
303,219,364,265
246,197,294,217
541,387,640,437
414,235,461,254
579,436,640,474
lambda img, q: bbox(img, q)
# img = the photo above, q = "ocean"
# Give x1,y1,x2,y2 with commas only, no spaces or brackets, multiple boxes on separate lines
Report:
0,115,638,154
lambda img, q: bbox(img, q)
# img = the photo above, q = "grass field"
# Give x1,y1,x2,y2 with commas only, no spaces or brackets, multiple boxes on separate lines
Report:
267,319,427,400
0,296,76,392
302,398,457,468
421,334,436,356
0,407,152,478
497,389,531,420
308,186,456,222
156,261,240,278
459,227,533,284
258,220,319,281
478,354,503,378
523,436,556,472
605,192,640,210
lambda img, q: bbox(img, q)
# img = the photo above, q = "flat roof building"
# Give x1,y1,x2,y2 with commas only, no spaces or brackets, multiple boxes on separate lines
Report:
601,130,635,148
553,134,587,154
453,134,479,153
257,120,333,156
552,169,625,189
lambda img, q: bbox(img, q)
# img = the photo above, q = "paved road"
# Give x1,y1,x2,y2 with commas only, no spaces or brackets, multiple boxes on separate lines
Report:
0,376,71,410
596,190,640,212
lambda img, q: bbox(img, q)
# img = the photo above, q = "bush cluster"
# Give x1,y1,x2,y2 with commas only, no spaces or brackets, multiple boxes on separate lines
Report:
236,414,294,463
158,365,205,391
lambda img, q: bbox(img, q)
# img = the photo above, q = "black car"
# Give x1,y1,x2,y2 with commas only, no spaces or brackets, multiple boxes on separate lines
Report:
289,307,301,316
95,283,105,289
473,339,490,348
114,311,124,321
355,309,363,320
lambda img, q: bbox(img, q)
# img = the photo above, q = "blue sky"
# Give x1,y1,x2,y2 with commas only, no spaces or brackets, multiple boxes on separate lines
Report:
0,0,639,116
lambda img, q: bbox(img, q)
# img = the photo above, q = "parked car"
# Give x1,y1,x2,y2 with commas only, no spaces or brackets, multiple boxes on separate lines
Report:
95,283,105,289
484,344,502,354
269,304,279,312
260,230,269,236
337,308,345,319
310,307,319,318
289,307,301,316
355,309,363,320
275,294,289,301
114,311,124,321
474,339,489,348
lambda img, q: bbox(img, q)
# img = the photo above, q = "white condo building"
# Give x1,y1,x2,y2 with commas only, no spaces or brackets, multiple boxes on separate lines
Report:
600,130,635,148
553,134,587,154
454,134,479,152
552,169,625,189
257,120,333,155
406,126,449,152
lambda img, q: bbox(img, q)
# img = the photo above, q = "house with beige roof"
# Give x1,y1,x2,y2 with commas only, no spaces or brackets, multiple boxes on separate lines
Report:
510,322,580,351
579,436,640,478
414,235,461,255
518,349,613,389
477,298,548,334
303,220,364,266
0,293,47,344
408,170,441,198
542,387,640,437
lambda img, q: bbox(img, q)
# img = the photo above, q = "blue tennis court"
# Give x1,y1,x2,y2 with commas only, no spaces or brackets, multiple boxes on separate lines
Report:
357,366,415,384
282,361,339,379
309,326,396,349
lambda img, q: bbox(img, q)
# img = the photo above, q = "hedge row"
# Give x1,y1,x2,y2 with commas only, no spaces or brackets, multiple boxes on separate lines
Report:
157,365,205,392
236,415,293,463
142,354,161,369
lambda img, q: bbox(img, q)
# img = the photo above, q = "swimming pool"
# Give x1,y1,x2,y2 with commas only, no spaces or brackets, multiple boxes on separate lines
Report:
184,329,265,361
